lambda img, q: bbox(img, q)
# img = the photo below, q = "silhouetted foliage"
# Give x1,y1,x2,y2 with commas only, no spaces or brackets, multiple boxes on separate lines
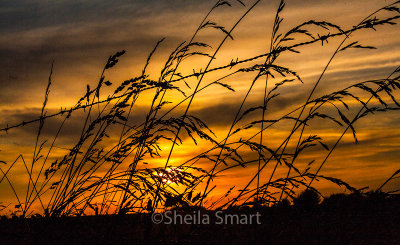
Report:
0,0,399,219
293,189,321,209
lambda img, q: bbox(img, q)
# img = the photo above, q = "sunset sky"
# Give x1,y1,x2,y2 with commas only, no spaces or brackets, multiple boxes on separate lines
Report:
1,0,400,209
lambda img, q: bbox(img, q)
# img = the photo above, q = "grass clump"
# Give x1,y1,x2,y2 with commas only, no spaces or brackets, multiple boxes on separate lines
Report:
0,0,400,218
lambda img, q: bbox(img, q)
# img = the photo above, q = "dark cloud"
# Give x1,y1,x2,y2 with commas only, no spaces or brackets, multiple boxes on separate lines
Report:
0,0,212,32
0,0,220,106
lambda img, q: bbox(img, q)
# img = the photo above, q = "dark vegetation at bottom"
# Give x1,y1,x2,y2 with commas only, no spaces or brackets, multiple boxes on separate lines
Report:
1,191,399,245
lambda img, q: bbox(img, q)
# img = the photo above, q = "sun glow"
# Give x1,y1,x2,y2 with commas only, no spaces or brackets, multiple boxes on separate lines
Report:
156,167,183,184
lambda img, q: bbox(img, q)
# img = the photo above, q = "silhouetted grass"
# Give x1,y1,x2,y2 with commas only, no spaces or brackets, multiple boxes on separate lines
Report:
0,0,400,225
